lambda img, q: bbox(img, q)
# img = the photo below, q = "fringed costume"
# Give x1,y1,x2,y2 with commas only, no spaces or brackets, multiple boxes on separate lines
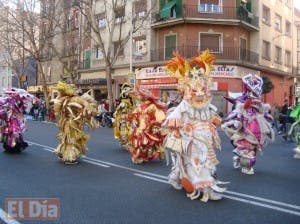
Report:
163,50,226,202
113,83,136,148
0,88,35,153
52,82,98,164
222,74,275,174
126,88,167,164
288,105,300,159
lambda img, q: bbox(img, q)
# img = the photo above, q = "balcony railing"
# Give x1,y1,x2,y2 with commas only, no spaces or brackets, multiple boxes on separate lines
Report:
151,46,259,64
153,5,259,29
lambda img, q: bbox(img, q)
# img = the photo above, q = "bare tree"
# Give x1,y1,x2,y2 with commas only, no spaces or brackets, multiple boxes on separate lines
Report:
0,0,56,108
80,0,155,111
0,0,77,109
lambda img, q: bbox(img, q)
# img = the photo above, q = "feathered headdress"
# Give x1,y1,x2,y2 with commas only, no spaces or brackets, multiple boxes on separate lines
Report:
165,49,215,91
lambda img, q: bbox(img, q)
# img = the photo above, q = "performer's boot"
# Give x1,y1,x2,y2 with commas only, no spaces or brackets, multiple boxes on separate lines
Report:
293,147,300,159
241,167,254,175
233,155,240,169
200,188,222,202
240,156,255,175
186,189,201,200
168,167,182,190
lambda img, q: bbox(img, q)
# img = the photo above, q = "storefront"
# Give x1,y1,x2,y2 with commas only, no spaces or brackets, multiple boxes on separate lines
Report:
27,84,58,100
135,66,179,103
134,64,260,114
210,65,261,114
75,78,108,102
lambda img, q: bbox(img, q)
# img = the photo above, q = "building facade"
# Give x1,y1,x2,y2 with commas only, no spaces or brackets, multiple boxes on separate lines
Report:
39,0,298,111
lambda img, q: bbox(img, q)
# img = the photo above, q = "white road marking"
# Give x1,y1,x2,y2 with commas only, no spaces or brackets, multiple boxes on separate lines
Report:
225,190,300,210
0,208,21,224
81,159,110,168
28,140,300,217
133,173,169,184
222,195,300,217
135,174,300,217
28,140,168,179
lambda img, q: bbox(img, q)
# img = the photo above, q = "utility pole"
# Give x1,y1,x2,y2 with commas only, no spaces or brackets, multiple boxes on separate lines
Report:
129,0,133,73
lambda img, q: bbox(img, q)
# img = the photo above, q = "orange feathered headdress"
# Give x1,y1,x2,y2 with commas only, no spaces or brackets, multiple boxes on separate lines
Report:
165,49,215,89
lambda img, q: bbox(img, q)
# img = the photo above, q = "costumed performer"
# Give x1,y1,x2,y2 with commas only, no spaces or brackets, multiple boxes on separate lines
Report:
113,83,136,148
221,74,275,174
126,87,167,164
0,88,36,153
51,82,98,164
163,50,226,202
287,104,300,159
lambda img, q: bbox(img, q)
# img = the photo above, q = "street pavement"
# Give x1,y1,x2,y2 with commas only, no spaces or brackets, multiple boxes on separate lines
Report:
0,120,299,224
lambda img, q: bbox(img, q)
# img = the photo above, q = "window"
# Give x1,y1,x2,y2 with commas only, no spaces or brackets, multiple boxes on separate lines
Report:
97,13,106,28
160,1,176,19
72,10,79,29
240,38,247,60
41,21,47,37
164,34,177,59
199,0,222,13
134,0,147,18
275,46,282,64
285,50,291,66
283,0,291,8
262,40,270,60
134,36,147,55
95,47,104,59
113,41,124,56
262,5,270,25
275,14,282,31
199,33,222,53
297,51,300,75
298,28,300,49
115,7,125,24
46,66,51,82
285,21,291,36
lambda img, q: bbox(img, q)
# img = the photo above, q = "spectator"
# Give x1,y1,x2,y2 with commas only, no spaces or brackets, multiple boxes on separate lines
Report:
39,102,46,121
238,0,248,21
271,103,280,133
279,100,289,134
33,106,39,120
49,105,55,122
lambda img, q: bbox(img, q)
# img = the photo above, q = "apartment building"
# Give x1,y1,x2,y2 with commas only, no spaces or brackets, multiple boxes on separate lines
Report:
38,0,81,98
39,0,298,110
137,0,296,113
78,0,152,101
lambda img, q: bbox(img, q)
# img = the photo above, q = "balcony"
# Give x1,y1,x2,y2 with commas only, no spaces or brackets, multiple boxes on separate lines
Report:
152,5,259,31
151,46,259,65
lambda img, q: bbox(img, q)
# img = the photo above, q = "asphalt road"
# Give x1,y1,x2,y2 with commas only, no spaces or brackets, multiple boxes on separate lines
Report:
0,120,299,224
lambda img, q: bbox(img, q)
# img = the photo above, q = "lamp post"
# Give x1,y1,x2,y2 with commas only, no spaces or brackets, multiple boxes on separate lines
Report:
129,0,133,73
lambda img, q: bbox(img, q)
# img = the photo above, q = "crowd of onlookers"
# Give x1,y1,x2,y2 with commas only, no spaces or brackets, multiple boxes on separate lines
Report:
27,101,55,122
271,100,296,135
26,95,299,136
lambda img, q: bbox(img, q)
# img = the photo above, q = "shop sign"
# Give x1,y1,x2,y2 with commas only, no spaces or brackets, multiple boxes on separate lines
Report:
135,66,169,80
211,65,237,78
211,65,260,78
140,77,177,85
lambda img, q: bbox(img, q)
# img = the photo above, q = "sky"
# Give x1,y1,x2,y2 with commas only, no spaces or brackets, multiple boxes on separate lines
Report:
296,1,300,10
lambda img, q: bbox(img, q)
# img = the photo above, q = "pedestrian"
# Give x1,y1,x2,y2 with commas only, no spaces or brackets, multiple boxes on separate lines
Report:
271,103,280,133
39,102,46,121
49,105,55,122
279,100,289,134
33,106,39,120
